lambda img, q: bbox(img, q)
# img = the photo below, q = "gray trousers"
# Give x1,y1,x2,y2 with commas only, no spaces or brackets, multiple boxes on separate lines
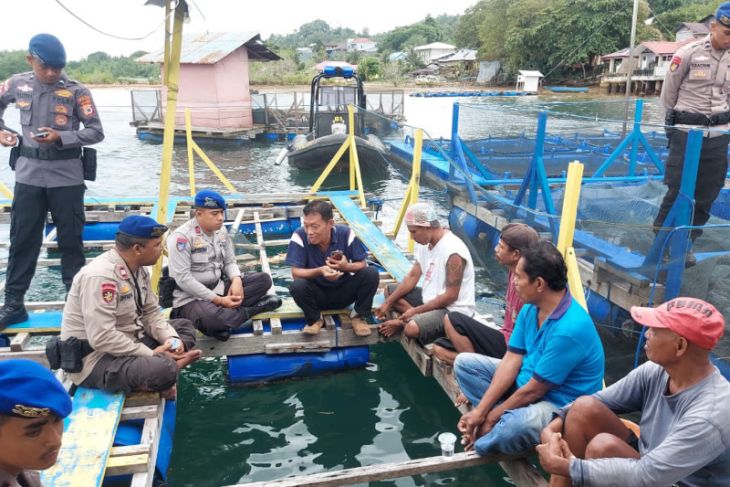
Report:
171,272,271,335
80,318,197,394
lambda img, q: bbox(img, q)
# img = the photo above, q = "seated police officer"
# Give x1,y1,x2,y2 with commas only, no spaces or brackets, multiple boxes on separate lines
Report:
57,215,201,399
0,359,72,487
167,190,282,341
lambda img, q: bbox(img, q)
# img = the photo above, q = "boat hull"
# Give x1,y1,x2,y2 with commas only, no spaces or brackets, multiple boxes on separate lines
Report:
287,133,388,172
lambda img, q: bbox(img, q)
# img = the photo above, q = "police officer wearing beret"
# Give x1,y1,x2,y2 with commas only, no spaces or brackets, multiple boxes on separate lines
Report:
167,190,282,341
657,3,730,264
0,33,104,329
58,216,201,398
0,359,72,487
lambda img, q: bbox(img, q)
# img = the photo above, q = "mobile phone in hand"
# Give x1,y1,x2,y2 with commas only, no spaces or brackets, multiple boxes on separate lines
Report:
330,250,344,261
32,131,50,138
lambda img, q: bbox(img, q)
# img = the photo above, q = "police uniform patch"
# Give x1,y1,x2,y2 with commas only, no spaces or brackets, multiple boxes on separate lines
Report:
176,237,188,252
55,114,68,126
55,104,68,114
12,404,50,418
17,84,32,93
670,55,681,72
82,104,94,116
120,283,131,294
16,100,30,108
54,89,72,98
115,264,129,280
194,225,201,234
101,282,117,304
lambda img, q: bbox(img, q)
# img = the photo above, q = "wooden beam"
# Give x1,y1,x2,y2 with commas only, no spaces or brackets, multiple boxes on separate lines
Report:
226,451,543,487
399,335,432,377
130,396,165,487
10,332,30,352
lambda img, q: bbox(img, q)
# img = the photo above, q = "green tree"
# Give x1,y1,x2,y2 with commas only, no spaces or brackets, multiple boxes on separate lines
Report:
360,56,381,80
455,2,489,49
654,0,722,38
0,50,29,80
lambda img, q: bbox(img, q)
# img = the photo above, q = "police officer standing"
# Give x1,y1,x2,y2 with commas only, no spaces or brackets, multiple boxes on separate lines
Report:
58,216,200,399
0,33,104,329
656,3,730,264
167,190,282,341
0,359,72,487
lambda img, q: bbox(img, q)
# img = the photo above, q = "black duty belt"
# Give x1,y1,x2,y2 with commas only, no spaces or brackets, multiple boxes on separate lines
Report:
673,110,730,126
20,145,82,160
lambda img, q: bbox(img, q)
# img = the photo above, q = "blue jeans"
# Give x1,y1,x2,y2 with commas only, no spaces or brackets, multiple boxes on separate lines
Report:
454,353,557,456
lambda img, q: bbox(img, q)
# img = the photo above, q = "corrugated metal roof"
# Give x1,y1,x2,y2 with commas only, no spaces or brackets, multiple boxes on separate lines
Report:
640,41,682,55
138,31,280,64
519,70,544,77
414,42,456,51
435,49,477,62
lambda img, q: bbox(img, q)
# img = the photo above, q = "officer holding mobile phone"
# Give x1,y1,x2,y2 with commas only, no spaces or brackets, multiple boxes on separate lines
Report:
0,33,104,329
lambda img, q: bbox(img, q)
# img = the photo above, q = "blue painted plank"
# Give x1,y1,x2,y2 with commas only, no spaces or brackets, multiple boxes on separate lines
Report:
323,192,411,282
40,387,125,487
2,311,62,333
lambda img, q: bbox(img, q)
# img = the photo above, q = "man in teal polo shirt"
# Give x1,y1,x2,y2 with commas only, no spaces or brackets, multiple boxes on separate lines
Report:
455,240,604,455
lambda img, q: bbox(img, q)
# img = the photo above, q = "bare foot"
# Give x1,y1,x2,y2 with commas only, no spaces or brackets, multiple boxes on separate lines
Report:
160,385,177,400
455,392,470,407
175,349,202,369
378,319,404,337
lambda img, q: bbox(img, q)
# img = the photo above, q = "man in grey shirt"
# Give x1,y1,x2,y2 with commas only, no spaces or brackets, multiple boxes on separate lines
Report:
0,34,104,328
537,297,730,487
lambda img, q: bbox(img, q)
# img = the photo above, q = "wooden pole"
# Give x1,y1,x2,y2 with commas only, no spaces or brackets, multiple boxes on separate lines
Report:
185,108,196,196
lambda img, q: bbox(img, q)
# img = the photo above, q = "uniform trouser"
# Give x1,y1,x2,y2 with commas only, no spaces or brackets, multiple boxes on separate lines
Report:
289,266,379,325
171,272,272,335
653,131,730,239
80,318,197,394
5,182,85,300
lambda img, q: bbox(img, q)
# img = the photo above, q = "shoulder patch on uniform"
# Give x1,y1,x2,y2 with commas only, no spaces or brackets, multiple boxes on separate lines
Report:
77,95,95,116
115,264,129,280
176,237,188,252
670,55,681,72
101,282,117,304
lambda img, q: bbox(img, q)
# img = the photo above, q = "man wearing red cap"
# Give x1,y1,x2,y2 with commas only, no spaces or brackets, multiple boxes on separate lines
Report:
537,297,730,487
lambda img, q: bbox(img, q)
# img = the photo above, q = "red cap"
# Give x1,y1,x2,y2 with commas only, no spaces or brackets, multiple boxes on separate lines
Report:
631,298,725,350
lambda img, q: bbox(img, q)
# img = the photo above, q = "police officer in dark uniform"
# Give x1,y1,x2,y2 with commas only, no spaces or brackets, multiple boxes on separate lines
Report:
0,34,104,328
656,3,730,264
0,359,72,487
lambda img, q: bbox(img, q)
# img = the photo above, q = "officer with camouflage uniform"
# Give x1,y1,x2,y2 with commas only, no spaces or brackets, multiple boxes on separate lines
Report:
0,33,104,328
59,216,200,398
168,190,281,341
656,3,730,264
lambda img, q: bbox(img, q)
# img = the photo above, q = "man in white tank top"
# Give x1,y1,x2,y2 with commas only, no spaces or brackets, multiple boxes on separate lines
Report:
375,202,475,344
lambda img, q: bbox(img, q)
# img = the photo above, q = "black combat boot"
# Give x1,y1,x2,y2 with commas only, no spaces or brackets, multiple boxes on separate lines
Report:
243,295,283,320
0,296,29,331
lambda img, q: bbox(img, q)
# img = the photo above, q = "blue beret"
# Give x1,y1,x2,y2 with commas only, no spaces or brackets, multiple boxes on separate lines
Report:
0,359,72,419
717,2,730,27
194,189,226,210
28,33,66,68
118,215,168,239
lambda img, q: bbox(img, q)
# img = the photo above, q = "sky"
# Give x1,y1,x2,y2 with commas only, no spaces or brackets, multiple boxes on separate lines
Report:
0,0,477,60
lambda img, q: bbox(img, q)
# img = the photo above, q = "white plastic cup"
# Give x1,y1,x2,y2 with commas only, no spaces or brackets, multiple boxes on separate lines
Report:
438,432,457,458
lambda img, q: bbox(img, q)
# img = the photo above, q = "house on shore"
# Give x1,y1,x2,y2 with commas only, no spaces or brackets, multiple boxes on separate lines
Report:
414,42,456,64
433,49,478,78
347,38,378,53
136,31,280,138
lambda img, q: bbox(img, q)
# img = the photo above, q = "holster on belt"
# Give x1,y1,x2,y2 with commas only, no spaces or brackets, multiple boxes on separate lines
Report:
45,336,94,373
8,138,21,171
82,147,97,181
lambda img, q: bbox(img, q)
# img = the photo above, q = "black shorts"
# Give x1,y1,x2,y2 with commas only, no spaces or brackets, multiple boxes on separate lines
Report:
433,311,507,358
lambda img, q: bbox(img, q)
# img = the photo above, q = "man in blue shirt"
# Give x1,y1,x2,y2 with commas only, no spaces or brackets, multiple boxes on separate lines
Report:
285,200,379,336
456,240,604,455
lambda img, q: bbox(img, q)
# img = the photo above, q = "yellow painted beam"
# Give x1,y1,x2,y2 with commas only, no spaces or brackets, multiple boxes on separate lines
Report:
185,108,196,196
0,181,13,200
152,0,185,289
192,141,237,193
310,138,350,193
348,105,356,191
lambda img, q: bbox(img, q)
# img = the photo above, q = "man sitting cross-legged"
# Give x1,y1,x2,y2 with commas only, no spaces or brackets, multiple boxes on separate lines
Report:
375,202,475,345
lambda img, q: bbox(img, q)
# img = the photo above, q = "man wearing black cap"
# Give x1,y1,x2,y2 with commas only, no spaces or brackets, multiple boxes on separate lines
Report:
57,216,200,398
656,3,730,265
167,189,281,341
0,359,73,487
0,33,104,329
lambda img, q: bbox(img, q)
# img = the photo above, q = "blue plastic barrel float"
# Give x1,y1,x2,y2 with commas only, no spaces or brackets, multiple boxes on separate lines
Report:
227,316,370,384
45,217,302,242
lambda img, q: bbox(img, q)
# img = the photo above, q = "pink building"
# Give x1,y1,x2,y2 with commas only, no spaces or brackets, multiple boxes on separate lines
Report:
139,32,279,131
